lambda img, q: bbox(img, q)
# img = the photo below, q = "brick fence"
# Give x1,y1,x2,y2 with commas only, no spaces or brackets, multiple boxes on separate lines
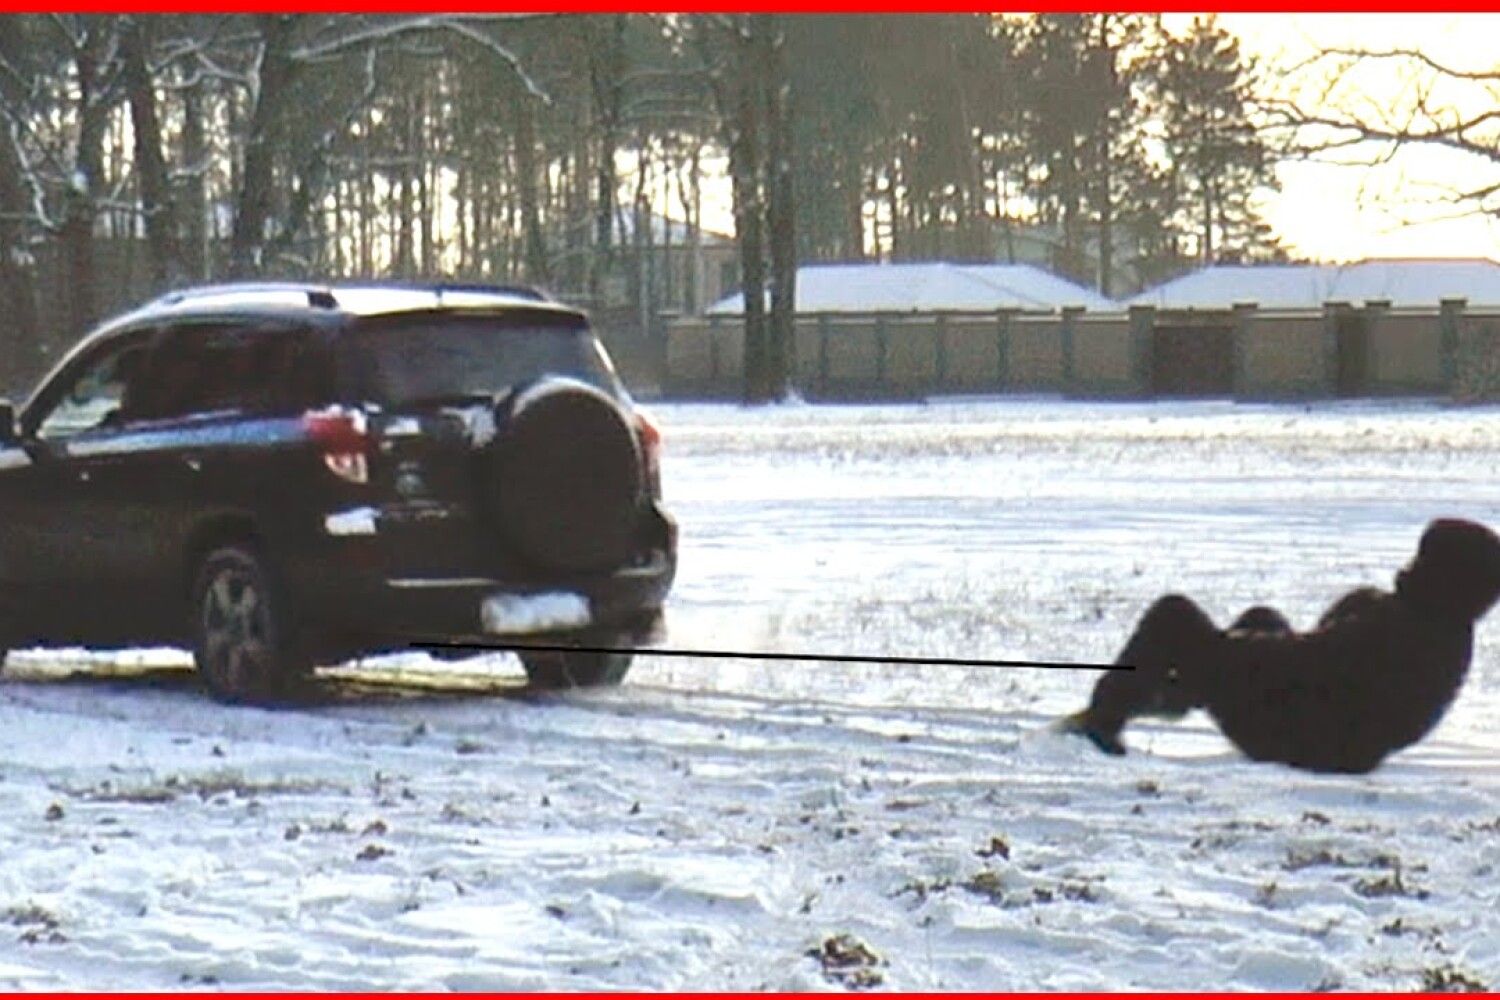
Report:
663,299,1500,402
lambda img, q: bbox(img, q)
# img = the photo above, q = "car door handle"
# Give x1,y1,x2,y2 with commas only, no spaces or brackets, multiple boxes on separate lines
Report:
183,455,203,473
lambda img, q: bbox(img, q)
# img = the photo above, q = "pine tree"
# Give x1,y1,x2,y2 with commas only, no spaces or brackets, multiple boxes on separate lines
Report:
1014,14,1158,294
1149,15,1281,265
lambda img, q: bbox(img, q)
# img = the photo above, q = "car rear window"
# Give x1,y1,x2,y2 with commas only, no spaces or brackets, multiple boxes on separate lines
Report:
339,313,623,408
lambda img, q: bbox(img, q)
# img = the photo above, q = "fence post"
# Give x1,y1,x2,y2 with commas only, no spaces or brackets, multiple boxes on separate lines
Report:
817,313,831,398
1364,299,1391,393
1321,301,1352,398
1125,304,1155,398
934,312,949,395
1231,301,1258,400
708,315,722,392
1440,297,1466,395
996,309,1012,391
1060,306,1081,395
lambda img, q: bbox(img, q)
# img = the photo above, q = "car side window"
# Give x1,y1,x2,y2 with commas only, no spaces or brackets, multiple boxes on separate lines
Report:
34,336,151,441
135,322,327,422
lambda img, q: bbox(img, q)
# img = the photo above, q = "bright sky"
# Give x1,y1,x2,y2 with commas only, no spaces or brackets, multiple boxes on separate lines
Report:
691,16,1500,266
1193,14,1500,263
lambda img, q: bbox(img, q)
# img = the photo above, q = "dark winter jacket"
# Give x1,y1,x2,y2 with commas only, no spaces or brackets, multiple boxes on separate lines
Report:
1080,519,1500,773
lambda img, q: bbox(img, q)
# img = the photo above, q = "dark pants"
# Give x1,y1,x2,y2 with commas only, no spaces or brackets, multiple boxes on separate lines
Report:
1079,595,1290,754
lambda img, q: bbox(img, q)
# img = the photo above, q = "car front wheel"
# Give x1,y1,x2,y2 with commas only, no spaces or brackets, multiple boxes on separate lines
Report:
192,546,304,704
519,648,633,689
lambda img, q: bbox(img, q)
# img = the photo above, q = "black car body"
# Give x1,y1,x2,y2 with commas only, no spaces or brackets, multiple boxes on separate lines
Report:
0,282,676,700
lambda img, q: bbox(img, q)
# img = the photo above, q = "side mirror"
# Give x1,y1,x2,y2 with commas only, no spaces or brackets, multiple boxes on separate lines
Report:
0,399,16,445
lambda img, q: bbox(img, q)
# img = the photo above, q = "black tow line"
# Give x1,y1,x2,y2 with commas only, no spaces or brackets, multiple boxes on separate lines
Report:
411,639,1135,673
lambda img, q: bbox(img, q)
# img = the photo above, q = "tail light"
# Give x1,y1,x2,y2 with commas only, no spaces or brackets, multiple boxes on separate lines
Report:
636,408,662,497
303,406,369,485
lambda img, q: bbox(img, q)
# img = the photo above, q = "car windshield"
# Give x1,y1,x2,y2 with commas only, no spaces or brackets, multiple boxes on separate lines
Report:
341,314,623,408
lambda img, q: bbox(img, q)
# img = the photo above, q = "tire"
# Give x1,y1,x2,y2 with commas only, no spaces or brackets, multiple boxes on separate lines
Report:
488,379,643,574
519,649,633,689
191,545,305,704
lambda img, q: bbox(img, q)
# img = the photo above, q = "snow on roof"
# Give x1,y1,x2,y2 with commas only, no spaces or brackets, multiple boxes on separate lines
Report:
706,262,1114,316
1131,259,1500,310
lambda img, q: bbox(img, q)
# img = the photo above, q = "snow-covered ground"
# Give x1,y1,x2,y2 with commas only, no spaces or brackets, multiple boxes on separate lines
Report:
3,397,1500,990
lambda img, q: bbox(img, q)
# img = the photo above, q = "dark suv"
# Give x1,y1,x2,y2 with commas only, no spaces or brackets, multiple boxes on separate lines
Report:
0,282,676,702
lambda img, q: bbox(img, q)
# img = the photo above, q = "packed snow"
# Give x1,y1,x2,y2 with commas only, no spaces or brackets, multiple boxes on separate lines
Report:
706,262,1114,315
3,396,1500,990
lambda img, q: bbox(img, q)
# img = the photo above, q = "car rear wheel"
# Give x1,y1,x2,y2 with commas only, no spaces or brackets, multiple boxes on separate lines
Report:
192,546,305,704
519,649,633,689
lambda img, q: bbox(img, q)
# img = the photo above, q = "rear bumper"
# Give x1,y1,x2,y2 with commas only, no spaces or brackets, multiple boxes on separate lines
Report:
377,549,675,641
284,504,677,655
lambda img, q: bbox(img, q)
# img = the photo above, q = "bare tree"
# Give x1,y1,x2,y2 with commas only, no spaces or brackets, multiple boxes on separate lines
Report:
762,15,796,397
0,18,39,378
1264,43,1500,222
54,16,124,334
690,14,796,403
120,16,178,287
225,14,547,277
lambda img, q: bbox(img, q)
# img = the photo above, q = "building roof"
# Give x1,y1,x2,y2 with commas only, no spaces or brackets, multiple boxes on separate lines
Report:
706,262,1113,315
1131,259,1500,310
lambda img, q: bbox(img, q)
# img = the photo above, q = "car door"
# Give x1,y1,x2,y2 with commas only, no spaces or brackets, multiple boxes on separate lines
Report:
126,319,332,604
12,328,161,640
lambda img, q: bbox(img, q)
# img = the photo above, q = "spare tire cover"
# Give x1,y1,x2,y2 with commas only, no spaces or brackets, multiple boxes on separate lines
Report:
488,378,643,573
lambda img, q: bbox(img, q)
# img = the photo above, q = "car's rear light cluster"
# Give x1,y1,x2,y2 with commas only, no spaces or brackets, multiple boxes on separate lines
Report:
303,406,369,485
636,409,662,498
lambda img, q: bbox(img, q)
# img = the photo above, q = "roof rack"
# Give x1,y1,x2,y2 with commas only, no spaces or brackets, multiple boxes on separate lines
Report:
430,282,547,302
151,279,552,314
156,282,340,310
330,280,547,303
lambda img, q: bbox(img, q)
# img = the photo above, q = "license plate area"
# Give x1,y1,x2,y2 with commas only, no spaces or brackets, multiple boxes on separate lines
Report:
480,591,592,635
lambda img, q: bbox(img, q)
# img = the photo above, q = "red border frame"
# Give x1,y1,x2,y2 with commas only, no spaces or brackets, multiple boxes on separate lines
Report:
2,6,1494,1000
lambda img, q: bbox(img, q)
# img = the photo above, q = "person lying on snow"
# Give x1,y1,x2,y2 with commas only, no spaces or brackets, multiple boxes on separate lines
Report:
1063,518,1500,774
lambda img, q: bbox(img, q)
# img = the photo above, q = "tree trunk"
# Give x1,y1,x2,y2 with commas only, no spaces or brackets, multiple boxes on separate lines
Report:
229,15,297,278
675,143,702,313
62,22,112,336
418,82,433,274
588,14,627,307
1096,133,1113,296
180,80,208,280
0,119,38,392
395,91,415,276
1092,19,1117,297
763,15,797,399
1201,173,1213,263
634,142,653,338
513,94,550,287
844,162,864,261
729,26,769,403
0,20,38,389
884,169,900,261
121,16,178,289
